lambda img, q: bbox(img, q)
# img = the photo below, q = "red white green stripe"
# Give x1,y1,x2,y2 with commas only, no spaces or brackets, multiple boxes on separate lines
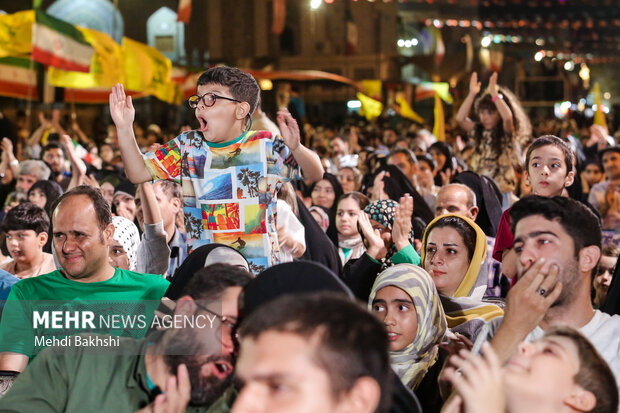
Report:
0,57,38,100
32,10,93,73
177,0,192,23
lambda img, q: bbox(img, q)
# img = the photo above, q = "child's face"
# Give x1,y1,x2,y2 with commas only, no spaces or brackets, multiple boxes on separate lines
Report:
194,84,244,143
503,336,585,410
6,229,46,265
108,241,129,270
582,164,603,186
526,145,574,197
479,108,500,130
371,286,418,351
28,188,47,210
593,254,616,303
336,197,361,238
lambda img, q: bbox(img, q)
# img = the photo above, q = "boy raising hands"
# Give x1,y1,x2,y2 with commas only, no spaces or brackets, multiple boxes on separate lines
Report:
110,67,323,272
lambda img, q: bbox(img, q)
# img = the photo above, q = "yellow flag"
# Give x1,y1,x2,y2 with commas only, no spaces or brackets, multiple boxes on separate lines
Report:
433,93,445,141
428,82,453,103
48,26,124,89
0,10,34,58
122,37,177,103
594,83,608,130
395,94,424,123
361,80,382,100
357,92,383,121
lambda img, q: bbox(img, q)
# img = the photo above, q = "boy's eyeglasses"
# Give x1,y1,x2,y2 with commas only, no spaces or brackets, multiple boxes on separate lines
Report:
188,93,241,109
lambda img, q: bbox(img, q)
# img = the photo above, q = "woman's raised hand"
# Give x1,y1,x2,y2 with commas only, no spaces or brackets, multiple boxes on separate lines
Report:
358,211,387,260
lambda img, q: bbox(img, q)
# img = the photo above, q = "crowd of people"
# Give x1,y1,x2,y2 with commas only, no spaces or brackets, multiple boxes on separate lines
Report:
0,66,616,412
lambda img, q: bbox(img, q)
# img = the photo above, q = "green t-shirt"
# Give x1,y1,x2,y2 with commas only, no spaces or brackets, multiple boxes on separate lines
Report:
0,333,209,412
0,334,152,412
0,268,169,357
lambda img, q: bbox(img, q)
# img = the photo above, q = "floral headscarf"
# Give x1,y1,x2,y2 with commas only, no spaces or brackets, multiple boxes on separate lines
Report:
363,199,416,269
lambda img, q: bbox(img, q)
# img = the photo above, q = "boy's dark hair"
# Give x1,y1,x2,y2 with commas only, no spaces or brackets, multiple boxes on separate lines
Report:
50,185,112,231
1,202,49,234
544,327,618,413
41,141,64,157
510,195,601,256
239,292,391,413
155,180,182,200
184,263,252,303
197,67,260,118
525,135,574,175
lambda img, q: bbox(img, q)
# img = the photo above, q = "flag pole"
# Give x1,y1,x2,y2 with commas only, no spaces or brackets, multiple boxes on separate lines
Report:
28,0,43,132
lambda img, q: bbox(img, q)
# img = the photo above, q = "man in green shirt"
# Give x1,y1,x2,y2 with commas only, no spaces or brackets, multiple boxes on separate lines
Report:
0,264,252,412
0,185,170,372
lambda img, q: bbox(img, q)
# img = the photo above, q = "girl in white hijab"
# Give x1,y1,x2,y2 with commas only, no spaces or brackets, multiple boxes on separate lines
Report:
109,216,140,271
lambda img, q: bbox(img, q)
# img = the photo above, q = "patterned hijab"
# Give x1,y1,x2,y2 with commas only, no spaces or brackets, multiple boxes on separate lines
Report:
421,214,503,339
111,216,140,271
363,200,416,269
369,264,447,390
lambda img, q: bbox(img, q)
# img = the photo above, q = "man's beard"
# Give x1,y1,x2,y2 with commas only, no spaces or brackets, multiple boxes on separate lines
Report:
550,258,581,308
163,329,234,406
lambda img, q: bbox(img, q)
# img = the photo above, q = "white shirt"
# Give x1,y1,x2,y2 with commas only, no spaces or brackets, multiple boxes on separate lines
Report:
276,199,306,263
527,310,620,393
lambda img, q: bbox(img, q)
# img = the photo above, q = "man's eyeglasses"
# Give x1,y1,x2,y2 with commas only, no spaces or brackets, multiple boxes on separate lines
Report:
188,93,241,109
194,301,238,333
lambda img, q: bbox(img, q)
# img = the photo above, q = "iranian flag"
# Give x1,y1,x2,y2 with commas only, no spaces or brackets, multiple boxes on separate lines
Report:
177,0,192,24
32,10,94,73
345,8,358,55
0,57,38,100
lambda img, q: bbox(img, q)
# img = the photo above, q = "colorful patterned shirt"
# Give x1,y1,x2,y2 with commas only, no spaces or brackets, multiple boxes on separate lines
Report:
469,129,518,194
143,130,301,274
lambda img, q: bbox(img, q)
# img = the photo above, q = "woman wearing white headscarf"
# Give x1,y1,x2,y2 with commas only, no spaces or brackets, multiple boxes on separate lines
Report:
109,216,140,271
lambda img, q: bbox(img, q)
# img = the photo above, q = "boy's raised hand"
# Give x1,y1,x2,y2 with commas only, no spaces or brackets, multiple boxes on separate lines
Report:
442,343,505,413
276,108,300,151
109,83,135,131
